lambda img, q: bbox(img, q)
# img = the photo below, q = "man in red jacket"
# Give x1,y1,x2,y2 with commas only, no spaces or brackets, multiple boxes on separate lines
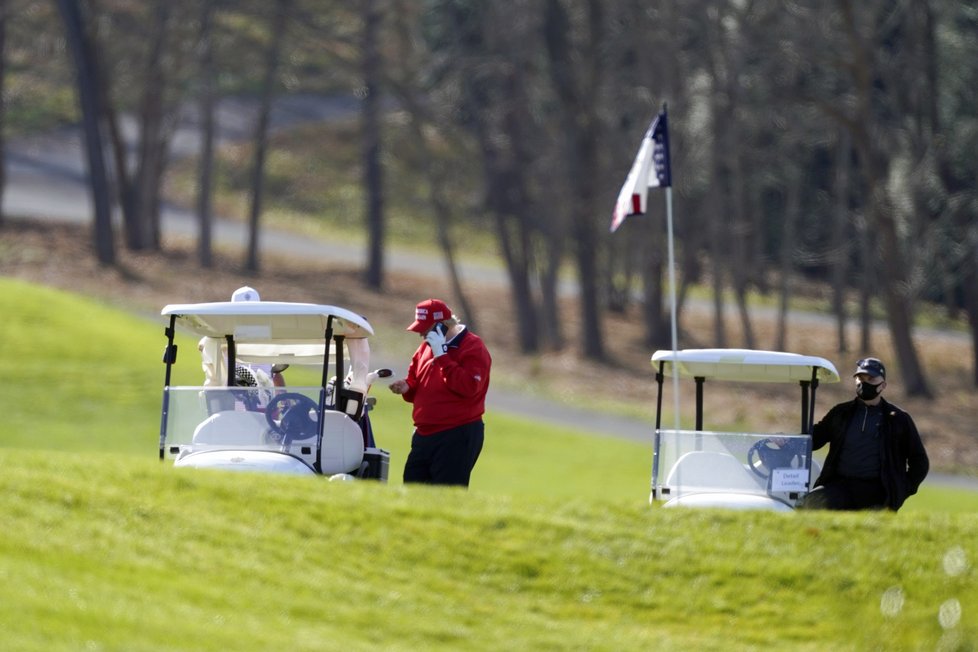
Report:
389,299,492,487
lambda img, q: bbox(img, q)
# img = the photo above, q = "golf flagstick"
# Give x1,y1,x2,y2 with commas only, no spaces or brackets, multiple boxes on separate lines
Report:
610,103,679,432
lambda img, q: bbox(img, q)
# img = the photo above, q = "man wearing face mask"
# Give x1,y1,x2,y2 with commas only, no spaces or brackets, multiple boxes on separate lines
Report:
802,357,929,511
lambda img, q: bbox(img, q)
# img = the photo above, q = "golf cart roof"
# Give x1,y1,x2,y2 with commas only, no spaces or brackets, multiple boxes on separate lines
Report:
651,348,840,384
161,301,374,341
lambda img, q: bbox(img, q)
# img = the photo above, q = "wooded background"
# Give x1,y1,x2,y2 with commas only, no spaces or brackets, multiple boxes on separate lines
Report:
1,0,976,396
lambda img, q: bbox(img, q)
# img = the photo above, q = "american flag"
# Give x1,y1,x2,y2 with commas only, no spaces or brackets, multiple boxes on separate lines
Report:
610,110,671,233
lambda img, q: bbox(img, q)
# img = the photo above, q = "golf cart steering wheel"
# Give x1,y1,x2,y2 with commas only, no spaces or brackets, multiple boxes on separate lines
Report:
747,437,804,478
265,393,320,443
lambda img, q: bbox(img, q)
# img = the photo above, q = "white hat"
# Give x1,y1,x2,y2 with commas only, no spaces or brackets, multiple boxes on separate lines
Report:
231,286,260,302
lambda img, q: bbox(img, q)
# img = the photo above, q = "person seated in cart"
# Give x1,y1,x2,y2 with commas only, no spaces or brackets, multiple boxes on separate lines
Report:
198,286,287,392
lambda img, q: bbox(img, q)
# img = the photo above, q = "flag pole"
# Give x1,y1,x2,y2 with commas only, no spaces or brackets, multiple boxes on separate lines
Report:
665,183,680,432
657,103,680,433
609,101,681,437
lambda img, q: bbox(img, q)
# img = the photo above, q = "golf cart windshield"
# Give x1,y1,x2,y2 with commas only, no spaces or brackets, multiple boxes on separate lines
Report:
654,429,815,510
160,385,366,475
650,348,840,510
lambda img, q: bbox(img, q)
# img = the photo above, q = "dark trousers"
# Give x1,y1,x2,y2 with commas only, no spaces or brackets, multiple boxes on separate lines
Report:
403,420,484,487
802,477,887,510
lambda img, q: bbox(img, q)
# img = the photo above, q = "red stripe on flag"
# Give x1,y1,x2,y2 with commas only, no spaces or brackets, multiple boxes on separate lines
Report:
631,194,642,215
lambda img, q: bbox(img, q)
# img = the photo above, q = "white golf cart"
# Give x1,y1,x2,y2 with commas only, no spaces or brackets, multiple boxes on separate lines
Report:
158,301,391,480
650,348,840,511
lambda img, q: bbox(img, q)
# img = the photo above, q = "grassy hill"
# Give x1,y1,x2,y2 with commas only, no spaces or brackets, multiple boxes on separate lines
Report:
3,450,978,651
3,276,978,650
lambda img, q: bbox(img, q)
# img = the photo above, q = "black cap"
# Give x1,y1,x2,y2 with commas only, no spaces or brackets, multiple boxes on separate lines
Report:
854,357,886,379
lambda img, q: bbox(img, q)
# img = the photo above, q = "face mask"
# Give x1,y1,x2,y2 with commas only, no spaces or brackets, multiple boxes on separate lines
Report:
857,381,882,401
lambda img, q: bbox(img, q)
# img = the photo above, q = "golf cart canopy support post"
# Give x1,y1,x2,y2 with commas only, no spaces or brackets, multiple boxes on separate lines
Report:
158,314,178,460
225,335,235,387
315,318,337,474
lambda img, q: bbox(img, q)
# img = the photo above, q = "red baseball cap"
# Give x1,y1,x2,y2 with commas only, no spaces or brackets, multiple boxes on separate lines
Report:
407,299,452,333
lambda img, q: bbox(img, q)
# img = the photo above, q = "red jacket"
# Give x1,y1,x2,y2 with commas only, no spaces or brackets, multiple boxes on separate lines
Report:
400,328,491,435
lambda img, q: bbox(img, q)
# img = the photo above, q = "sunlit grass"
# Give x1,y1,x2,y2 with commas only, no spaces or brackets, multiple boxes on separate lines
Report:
1,450,977,651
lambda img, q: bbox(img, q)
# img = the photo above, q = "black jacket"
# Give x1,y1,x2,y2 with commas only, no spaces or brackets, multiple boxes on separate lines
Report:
811,397,929,511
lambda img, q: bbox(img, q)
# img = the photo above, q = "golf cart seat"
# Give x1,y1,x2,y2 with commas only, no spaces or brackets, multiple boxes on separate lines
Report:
665,451,763,494
192,410,269,446
318,412,366,475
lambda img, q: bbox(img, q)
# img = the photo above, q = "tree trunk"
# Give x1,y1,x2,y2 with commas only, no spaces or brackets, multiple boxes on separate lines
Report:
775,166,801,351
393,82,479,331
246,0,291,273
0,2,6,228
91,27,136,248
868,184,931,396
839,0,931,397
196,0,216,268
830,130,851,353
966,253,978,386
495,214,539,351
543,0,605,361
726,91,754,348
858,244,872,353
539,241,565,350
917,0,977,386
361,0,384,290
730,157,755,349
640,211,669,349
123,0,169,251
448,2,541,353
708,107,727,348
56,0,114,265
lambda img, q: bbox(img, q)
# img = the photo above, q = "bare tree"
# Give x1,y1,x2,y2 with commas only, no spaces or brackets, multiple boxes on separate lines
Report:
383,0,480,327
915,0,978,385
434,0,543,353
829,130,852,354
714,3,756,349
835,0,931,396
966,246,978,386
0,0,7,228
195,0,216,268
543,0,607,360
774,157,802,351
246,0,292,272
56,0,114,264
33,0,975,380
361,0,384,289
88,2,176,252
134,1,171,251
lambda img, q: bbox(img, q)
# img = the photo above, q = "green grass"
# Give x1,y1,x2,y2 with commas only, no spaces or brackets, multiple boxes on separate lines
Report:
2,451,977,651
0,278,194,455
2,276,978,650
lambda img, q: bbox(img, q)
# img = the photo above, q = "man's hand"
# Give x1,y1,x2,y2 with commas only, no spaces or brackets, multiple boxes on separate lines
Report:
425,328,448,357
389,379,409,395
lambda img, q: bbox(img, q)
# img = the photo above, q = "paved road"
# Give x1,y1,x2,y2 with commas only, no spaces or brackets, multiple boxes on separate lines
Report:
5,93,975,492
3,93,648,433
